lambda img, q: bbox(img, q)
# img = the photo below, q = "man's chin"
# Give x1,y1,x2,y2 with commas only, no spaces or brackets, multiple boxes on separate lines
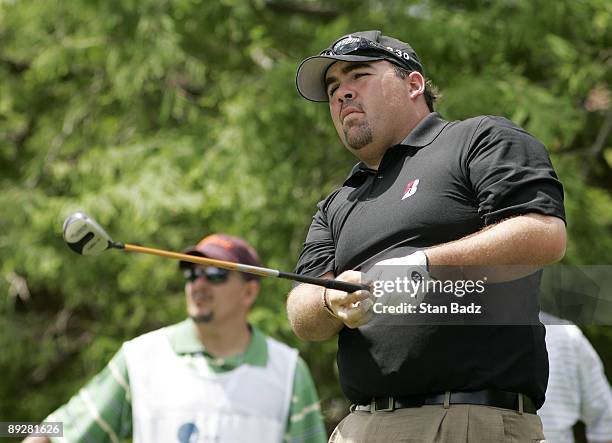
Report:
190,312,214,323
344,126,373,150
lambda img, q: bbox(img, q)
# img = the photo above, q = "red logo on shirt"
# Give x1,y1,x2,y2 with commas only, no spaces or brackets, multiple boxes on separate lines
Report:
402,179,420,200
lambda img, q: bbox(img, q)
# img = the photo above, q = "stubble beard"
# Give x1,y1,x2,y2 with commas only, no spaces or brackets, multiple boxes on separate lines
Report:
343,122,373,150
188,292,214,323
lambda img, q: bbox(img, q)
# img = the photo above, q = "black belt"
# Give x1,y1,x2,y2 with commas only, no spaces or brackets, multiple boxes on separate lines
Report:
352,390,537,414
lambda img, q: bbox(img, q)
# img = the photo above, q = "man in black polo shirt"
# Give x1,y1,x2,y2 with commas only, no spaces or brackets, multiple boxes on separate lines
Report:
287,30,567,442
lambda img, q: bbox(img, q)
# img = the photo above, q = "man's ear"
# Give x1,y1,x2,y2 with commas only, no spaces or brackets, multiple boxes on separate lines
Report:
243,280,260,309
406,71,426,99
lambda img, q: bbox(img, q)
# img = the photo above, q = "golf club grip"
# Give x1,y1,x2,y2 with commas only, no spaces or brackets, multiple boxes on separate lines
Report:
278,271,368,293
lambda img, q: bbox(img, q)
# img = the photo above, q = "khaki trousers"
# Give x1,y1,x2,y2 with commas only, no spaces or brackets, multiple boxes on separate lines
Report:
329,404,547,443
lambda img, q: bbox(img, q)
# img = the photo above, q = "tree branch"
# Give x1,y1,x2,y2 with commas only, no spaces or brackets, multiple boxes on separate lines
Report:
264,0,340,18
25,75,103,189
590,107,612,156
0,56,30,74
556,108,612,156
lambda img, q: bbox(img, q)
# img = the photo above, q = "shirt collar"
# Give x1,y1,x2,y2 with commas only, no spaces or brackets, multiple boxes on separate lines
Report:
397,112,448,148
344,112,449,185
170,318,268,367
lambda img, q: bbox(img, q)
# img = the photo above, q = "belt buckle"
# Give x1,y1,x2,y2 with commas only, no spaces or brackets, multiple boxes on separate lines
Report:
372,396,394,412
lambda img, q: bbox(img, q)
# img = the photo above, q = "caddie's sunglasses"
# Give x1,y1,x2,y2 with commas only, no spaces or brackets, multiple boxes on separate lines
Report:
184,266,230,284
321,36,419,72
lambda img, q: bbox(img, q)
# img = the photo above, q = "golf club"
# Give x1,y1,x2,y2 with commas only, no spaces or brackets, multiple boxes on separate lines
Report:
62,211,368,293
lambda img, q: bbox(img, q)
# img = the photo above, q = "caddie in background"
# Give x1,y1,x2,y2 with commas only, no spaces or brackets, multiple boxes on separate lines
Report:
539,312,612,443
25,234,327,443
287,30,567,442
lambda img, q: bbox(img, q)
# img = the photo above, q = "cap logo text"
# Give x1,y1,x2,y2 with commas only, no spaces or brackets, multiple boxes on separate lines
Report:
386,46,411,61
333,36,360,53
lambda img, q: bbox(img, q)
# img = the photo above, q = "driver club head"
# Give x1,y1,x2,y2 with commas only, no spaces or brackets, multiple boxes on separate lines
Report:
63,212,115,256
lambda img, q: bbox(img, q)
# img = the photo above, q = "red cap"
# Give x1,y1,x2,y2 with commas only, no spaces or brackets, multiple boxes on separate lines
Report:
179,234,262,281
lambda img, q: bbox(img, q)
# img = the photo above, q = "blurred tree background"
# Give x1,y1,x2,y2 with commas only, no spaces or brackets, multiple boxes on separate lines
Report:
1,0,610,440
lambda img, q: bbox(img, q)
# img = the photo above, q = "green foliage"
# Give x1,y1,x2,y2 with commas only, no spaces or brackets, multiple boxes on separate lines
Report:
1,0,610,435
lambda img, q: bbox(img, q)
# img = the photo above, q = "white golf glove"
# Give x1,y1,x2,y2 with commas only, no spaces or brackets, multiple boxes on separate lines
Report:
367,250,431,307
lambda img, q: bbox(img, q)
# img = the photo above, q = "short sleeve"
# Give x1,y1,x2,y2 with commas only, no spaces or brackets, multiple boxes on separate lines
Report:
48,348,132,443
294,196,337,277
466,117,565,226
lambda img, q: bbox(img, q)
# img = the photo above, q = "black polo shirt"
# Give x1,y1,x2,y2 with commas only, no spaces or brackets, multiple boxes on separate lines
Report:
295,112,565,407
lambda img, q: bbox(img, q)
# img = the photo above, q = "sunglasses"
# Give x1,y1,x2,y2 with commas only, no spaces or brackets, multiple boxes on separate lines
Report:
183,266,231,284
321,35,420,73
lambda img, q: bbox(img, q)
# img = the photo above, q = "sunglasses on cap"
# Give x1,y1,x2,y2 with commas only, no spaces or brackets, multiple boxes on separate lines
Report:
321,35,420,72
183,266,231,284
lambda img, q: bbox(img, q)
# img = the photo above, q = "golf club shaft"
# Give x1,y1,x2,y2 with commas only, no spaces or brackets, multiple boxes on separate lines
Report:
121,244,368,293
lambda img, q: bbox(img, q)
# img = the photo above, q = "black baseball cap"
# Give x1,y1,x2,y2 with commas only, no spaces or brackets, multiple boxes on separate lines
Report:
296,30,424,102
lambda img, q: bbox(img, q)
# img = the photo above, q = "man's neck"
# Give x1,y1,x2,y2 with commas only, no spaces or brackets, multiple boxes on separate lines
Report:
355,143,386,170
194,320,252,358
355,111,431,169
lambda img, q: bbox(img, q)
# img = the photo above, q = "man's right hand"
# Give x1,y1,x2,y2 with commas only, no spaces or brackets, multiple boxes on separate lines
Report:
288,270,375,341
326,270,374,328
